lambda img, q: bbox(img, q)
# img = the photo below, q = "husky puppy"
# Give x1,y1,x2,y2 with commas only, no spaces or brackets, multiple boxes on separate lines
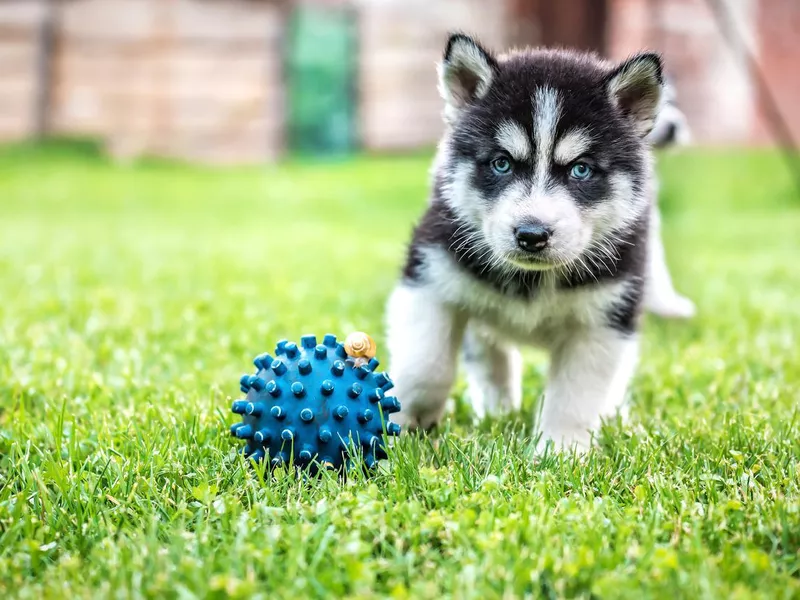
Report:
385,34,669,450
643,79,696,318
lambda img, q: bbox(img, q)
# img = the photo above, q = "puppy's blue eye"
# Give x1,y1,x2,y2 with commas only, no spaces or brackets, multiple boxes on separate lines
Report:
570,162,593,180
491,157,512,175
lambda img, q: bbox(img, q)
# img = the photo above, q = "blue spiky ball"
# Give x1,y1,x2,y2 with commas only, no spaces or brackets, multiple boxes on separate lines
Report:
230,333,401,473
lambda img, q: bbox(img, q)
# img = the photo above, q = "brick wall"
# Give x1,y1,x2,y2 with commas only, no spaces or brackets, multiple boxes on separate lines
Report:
0,0,285,163
358,0,508,151
53,0,285,163
753,0,800,144
0,0,46,140
1,0,797,160
607,0,758,144
363,0,800,150
607,0,800,146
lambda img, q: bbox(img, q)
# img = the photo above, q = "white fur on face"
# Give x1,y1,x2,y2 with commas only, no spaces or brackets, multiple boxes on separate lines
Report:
495,120,531,161
481,88,596,268
554,128,593,165
442,160,487,227
484,180,592,268
588,172,643,241
533,87,561,189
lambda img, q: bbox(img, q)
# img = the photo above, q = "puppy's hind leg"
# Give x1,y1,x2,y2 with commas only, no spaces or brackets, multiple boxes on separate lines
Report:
645,203,696,319
385,284,466,431
462,324,522,420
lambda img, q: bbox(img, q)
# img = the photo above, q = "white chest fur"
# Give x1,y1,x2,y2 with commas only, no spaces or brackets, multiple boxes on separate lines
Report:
419,246,630,346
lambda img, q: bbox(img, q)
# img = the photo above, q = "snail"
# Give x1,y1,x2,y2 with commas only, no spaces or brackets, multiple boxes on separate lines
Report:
344,332,377,367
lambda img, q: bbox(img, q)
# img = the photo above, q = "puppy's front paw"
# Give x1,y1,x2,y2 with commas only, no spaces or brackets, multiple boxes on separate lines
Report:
393,405,443,434
535,427,593,455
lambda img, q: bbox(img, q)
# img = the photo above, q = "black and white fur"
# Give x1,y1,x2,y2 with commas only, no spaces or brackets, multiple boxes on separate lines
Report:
386,34,670,450
643,78,695,318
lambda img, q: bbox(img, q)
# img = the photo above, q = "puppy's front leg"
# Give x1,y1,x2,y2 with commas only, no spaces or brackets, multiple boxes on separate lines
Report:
386,284,466,431
462,324,522,419
538,329,639,451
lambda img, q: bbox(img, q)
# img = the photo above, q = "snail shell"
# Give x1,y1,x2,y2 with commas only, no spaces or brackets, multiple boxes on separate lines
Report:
344,332,377,361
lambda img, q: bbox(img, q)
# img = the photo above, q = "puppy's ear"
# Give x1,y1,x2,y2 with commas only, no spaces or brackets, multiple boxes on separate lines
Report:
606,53,664,137
438,33,498,121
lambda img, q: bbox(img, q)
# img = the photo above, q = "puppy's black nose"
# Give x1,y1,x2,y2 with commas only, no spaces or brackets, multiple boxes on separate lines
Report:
514,224,551,253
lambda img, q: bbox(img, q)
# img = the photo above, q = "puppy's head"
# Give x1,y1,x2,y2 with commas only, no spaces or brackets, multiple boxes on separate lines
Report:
436,34,662,271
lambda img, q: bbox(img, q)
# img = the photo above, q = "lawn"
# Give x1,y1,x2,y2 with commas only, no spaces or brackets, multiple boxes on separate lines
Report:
1,142,799,599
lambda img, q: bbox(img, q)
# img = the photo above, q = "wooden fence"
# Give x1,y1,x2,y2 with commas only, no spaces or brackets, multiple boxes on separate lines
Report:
0,0,514,163
0,0,287,163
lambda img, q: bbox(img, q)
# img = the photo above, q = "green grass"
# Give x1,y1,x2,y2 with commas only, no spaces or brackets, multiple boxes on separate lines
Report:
1,142,799,599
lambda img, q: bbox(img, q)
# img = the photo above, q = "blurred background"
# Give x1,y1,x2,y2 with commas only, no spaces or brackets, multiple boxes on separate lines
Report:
0,0,798,164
